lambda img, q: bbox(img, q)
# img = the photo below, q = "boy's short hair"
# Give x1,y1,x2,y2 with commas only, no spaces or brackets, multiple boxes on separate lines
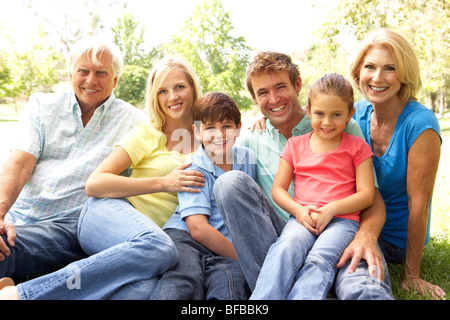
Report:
193,92,241,128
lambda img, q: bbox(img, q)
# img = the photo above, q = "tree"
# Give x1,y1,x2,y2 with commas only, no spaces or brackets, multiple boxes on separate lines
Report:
112,13,157,107
0,27,63,109
162,0,253,109
315,0,449,114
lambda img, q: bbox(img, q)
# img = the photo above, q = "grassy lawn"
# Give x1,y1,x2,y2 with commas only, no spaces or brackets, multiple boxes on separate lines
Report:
388,118,449,300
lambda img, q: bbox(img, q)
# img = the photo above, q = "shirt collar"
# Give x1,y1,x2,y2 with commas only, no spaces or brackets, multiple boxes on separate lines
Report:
265,107,312,138
191,144,242,176
70,91,116,114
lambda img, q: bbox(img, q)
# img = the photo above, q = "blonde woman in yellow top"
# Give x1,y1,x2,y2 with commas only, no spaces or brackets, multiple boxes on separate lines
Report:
0,57,205,300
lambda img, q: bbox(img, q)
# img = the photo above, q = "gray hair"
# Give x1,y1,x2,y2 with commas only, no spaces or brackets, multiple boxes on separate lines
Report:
67,37,124,79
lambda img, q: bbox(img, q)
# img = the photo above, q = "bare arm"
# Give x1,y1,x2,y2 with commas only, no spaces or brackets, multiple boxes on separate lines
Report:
186,214,238,260
85,146,204,198
272,158,318,234
336,188,386,279
404,129,444,299
0,150,37,258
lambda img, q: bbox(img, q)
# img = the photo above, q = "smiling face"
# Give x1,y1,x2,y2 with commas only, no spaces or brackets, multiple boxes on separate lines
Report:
250,70,304,133
157,68,195,124
70,51,118,111
359,46,402,108
194,119,241,165
308,93,354,143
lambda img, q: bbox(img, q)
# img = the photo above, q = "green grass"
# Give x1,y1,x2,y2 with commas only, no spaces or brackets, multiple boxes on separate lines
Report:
388,119,449,300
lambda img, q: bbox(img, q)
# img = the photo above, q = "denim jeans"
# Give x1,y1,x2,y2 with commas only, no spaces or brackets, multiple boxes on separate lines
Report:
0,217,87,283
214,171,394,300
11,198,177,299
151,228,249,300
378,236,407,264
251,216,358,299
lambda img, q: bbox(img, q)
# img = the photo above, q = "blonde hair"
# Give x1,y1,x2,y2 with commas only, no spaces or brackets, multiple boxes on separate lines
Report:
349,29,421,103
146,57,202,129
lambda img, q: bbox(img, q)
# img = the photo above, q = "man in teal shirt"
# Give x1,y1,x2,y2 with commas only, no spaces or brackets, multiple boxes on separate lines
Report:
215,51,394,299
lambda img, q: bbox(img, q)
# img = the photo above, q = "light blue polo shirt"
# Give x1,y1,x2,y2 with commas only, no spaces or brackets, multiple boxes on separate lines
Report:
163,144,257,241
238,110,367,221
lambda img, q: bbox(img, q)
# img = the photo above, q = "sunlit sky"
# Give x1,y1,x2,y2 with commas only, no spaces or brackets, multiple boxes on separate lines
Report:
0,0,336,54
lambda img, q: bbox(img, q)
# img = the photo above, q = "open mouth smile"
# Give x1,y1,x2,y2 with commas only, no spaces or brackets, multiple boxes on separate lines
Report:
168,103,182,110
270,104,286,112
369,85,388,92
83,88,99,93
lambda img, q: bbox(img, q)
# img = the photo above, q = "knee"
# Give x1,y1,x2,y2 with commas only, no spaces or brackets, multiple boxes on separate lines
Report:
213,171,256,199
335,263,394,300
139,230,178,271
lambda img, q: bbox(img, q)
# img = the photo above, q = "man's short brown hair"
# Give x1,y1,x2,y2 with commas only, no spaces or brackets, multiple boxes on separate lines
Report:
245,51,301,99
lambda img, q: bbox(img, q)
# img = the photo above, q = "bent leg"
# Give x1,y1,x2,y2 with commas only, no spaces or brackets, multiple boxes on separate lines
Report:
335,242,394,300
289,218,358,300
0,217,87,282
205,255,250,300
214,171,285,291
251,217,315,300
17,198,177,300
151,229,205,300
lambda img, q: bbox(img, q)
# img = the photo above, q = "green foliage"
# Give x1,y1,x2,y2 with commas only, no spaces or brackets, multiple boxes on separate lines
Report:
0,27,64,100
112,13,156,108
314,0,449,113
162,0,253,109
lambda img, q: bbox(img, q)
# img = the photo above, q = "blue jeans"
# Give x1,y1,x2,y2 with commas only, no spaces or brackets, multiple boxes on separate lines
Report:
213,171,394,300
8,198,177,299
1,217,87,283
251,216,358,299
151,228,249,300
378,236,407,264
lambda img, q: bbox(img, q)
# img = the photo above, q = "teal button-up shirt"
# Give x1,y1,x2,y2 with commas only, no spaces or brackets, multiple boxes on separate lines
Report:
238,111,366,221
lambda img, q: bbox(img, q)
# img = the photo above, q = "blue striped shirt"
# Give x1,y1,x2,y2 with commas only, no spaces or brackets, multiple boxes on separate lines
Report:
6,91,147,225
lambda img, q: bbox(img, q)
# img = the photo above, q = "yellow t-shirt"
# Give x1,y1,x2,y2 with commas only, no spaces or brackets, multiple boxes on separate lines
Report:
118,124,190,227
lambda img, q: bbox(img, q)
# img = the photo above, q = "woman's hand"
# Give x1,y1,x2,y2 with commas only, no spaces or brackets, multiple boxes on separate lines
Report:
162,162,205,193
402,270,446,300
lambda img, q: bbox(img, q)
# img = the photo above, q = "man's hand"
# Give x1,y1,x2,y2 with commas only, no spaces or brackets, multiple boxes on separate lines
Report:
0,220,16,261
336,234,385,281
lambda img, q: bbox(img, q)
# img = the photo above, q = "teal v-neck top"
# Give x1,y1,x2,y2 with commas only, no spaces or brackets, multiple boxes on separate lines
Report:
354,100,441,249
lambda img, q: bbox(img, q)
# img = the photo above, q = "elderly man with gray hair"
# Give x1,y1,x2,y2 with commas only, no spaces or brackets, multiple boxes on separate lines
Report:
0,37,168,299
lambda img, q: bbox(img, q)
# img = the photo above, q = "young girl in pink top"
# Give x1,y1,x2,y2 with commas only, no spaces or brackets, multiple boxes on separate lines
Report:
250,73,375,300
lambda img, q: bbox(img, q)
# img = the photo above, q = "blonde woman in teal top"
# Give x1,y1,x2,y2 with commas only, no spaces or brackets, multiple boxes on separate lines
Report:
349,29,444,300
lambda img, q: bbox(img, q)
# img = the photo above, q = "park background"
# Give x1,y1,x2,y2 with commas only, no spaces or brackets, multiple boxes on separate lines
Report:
0,0,448,299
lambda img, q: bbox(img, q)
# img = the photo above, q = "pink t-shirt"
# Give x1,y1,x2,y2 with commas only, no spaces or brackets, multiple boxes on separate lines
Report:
281,132,373,222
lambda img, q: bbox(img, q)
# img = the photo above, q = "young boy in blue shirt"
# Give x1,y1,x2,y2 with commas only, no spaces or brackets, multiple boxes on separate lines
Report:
151,92,256,300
